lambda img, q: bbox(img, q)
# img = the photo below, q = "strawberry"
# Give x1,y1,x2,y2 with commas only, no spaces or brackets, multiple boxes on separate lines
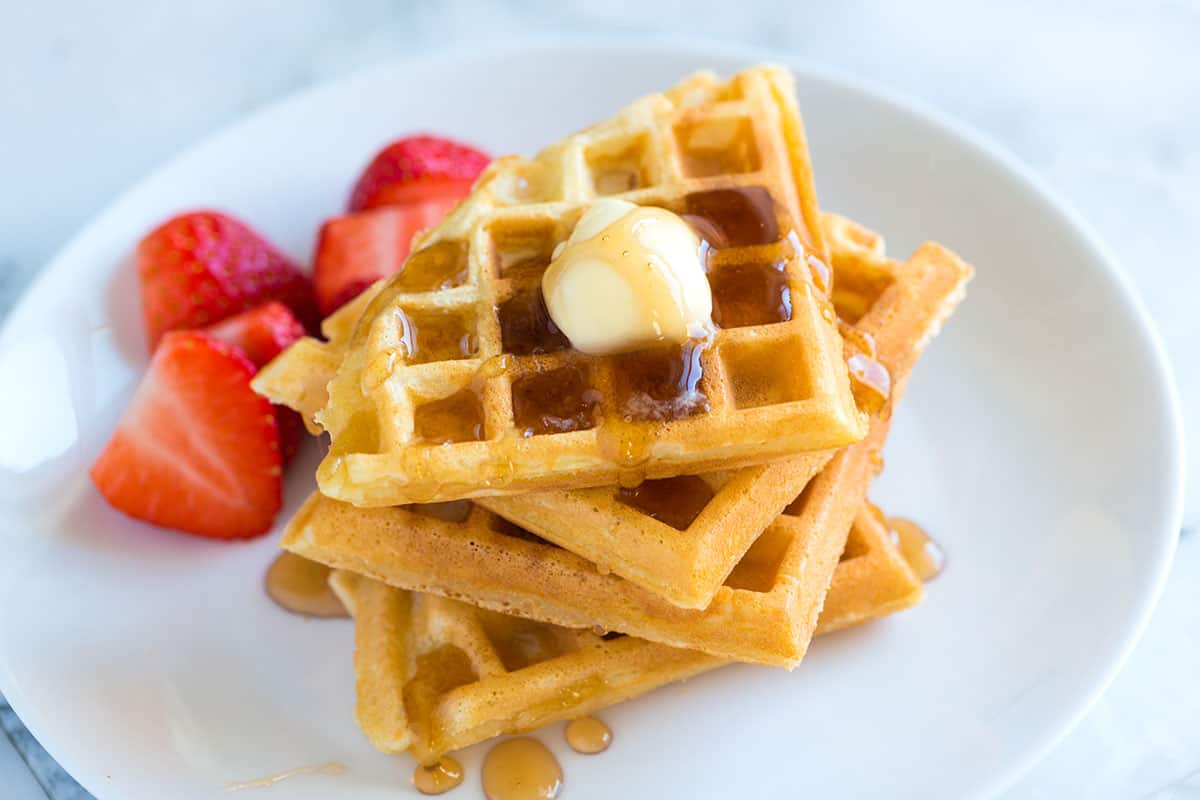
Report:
204,301,305,368
90,331,282,539
138,211,319,346
313,197,461,316
348,135,489,213
204,301,307,463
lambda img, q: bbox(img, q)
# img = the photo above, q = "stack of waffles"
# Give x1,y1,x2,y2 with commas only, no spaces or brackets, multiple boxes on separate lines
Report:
254,66,972,764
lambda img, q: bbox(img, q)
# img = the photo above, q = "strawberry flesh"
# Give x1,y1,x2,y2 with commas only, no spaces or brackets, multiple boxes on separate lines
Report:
90,331,282,539
314,197,462,317
204,301,307,464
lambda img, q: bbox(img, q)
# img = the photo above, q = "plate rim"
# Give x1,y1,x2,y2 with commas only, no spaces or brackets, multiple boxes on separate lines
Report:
0,35,1186,800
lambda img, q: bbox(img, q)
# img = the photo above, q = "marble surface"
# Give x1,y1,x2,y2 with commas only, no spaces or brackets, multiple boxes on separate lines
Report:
0,1,1196,797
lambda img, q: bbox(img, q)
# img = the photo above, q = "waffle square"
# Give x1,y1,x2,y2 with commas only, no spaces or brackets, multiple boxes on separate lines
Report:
254,67,868,507
328,502,922,763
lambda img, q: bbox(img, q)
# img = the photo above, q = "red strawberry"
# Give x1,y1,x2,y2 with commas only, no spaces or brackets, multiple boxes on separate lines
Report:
138,211,319,346
204,301,305,367
204,301,307,463
90,331,282,539
314,197,460,316
348,135,489,213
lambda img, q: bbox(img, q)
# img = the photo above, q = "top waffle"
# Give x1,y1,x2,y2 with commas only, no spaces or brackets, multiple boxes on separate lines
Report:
254,67,867,506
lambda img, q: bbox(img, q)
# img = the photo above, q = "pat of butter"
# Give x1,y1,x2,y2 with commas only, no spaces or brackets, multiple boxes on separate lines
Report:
542,199,713,355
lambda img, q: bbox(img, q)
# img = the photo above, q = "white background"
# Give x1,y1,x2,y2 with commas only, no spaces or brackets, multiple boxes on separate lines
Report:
1,2,1196,797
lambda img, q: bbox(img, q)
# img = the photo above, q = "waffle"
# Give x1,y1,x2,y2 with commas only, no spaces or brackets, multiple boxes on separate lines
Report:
262,212,956,610
254,67,869,507
328,503,922,763
282,238,971,665
475,210,931,608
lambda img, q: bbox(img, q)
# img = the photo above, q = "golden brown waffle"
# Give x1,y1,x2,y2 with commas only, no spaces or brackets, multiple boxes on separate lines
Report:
328,504,922,763
254,67,868,507
282,236,971,666
473,210,931,608
260,212,958,610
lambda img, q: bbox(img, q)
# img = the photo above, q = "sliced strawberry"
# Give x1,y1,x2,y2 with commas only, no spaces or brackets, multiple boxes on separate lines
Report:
138,211,319,346
314,197,461,316
204,301,305,367
90,331,282,539
204,302,307,464
348,135,489,213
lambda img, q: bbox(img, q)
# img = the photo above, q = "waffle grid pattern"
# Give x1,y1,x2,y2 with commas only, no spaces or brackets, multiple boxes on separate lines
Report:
284,230,972,665
283,68,867,506
329,502,920,763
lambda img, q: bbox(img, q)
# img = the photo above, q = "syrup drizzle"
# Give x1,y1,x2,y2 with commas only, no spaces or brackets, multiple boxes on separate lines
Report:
225,761,347,792
264,552,347,618
889,518,945,581
838,322,891,414
481,737,562,800
565,717,612,755
413,757,464,795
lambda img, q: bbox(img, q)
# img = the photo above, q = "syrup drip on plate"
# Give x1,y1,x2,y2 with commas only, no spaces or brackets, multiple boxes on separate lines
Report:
565,717,612,754
413,757,464,795
481,737,562,800
264,552,347,618
889,517,945,581
225,761,347,792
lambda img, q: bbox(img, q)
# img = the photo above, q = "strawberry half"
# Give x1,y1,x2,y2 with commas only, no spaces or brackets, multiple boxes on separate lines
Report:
348,135,489,213
138,211,319,346
205,302,307,463
90,331,282,539
204,301,305,368
313,197,461,317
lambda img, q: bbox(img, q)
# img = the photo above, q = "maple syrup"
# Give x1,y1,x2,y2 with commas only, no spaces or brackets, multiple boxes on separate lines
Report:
889,517,945,581
831,269,895,324
565,716,612,754
497,288,571,355
708,259,792,328
395,240,470,292
481,737,562,800
225,761,347,792
264,552,347,618
511,365,600,436
413,384,486,444
396,307,477,364
610,339,709,421
683,187,779,247
615,475,715,530
806,252,832,296
329,409,381,457
839,323,891,415
412,757,464,795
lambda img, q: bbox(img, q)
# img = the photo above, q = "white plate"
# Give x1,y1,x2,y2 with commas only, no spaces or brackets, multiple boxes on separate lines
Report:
0,41,1184,800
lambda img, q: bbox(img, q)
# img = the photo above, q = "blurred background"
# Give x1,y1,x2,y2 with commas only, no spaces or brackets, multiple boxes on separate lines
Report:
1,2,1196,798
